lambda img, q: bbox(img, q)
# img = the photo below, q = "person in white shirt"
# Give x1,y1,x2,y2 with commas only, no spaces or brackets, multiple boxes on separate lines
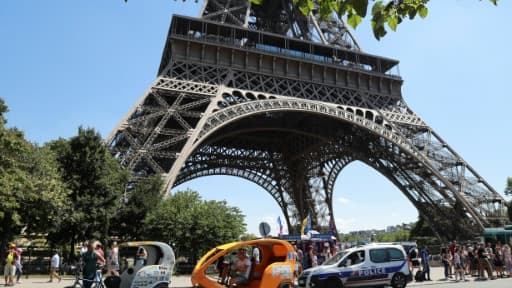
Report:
107,241,120,276
48,251,61,282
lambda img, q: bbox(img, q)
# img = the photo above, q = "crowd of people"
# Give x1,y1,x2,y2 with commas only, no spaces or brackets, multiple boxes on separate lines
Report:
408,241,512,282
439,241,511,281
77,240,124,288
2,240,121,287
293,241,340,274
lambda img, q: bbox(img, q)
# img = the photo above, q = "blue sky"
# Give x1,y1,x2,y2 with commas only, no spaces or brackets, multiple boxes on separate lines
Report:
1,1,510,236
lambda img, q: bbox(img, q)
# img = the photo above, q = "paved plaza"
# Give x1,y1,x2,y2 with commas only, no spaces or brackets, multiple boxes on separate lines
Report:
10,266,512,288
171,266,512,288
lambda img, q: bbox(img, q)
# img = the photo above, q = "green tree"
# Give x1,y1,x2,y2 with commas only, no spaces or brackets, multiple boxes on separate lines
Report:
340,234,364,243
47,127,129,257
0,128,31,247
110,175,164,240
375,229,410,242
19,145,70,237
264,0,498,40
0,98,69,248
240,233,259,241
145,189,246,263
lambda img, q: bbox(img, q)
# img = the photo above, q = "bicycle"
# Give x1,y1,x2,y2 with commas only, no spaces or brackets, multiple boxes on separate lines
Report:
68,260,105,288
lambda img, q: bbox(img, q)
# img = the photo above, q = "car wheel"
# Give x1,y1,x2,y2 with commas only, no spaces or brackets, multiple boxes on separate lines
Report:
325,278,342,288
391,273,407,288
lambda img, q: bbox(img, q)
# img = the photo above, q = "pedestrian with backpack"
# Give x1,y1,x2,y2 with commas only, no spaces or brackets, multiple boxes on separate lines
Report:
3,243,18,286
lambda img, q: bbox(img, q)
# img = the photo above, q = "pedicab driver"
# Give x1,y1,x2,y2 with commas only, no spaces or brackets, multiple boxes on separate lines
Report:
228,247,251,287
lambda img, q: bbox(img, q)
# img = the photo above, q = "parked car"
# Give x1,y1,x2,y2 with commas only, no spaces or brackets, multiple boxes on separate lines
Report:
191,238,296,288
297,243,411,288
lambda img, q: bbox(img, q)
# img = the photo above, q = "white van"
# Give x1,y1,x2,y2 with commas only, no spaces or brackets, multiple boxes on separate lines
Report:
297,243,411,288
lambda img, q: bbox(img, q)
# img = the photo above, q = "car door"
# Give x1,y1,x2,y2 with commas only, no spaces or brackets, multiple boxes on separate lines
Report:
385,248,408,281
341,250,371,287
369,247,406,284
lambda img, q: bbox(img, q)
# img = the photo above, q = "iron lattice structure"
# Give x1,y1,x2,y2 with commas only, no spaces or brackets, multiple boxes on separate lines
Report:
107,0,507,240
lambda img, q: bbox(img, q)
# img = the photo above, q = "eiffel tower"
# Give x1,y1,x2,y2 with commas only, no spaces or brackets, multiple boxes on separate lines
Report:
107,0,507,240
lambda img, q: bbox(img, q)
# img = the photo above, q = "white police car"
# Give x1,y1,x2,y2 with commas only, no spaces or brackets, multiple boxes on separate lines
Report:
297,243,411,288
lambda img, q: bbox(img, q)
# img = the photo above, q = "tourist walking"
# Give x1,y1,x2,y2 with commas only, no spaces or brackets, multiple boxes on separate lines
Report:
48,250,62,283
503,244,512,277
294,245,303,276
477,243,495,280
14,247,22,284
82,241,105,288
107,241,120,276
441,247,452,280
494,242,505,277
454,247,465,282
408,245,421,276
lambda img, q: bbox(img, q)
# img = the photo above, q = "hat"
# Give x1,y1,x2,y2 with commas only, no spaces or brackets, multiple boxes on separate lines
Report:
9,243,16,249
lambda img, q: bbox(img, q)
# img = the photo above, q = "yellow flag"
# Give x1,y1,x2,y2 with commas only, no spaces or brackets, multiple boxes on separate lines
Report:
300,215,308,235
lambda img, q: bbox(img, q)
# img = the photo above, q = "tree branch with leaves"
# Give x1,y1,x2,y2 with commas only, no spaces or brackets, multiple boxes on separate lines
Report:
149,0,499,40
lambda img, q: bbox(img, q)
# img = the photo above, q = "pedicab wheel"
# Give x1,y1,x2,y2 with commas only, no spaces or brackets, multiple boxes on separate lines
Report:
391,273,407,288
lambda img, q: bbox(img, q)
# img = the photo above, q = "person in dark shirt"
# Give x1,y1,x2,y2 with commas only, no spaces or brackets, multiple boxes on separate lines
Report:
477,243,495,280
82,241,106,288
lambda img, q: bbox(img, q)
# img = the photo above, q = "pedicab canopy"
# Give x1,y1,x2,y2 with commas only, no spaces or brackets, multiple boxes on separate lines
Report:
117,241,175,288
191,238,296,288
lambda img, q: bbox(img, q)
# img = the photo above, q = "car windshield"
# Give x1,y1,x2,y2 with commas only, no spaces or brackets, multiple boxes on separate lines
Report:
322,250,348,266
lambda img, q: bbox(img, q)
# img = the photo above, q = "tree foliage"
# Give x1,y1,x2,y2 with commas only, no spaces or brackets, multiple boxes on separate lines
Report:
375,229,410,242
18,146,70,236
0,98,69,249
110,175,164,240
47,127,129,255
147,1,499,40
145,189,246,263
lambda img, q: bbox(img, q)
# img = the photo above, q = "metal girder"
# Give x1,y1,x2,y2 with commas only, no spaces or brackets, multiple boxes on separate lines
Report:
200,0,360,50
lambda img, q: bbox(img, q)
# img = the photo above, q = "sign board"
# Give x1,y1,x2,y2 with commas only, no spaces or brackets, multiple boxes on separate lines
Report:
259,222,271,237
